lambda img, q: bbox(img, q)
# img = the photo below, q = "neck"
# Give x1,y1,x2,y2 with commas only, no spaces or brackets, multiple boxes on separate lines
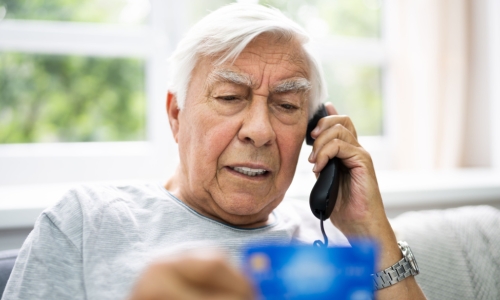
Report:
164,167,275,229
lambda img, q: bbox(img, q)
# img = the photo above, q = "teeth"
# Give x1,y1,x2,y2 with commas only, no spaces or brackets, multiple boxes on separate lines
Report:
231,166,267,177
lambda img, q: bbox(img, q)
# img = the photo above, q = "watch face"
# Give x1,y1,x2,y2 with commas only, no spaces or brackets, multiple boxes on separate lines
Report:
399,241,419,275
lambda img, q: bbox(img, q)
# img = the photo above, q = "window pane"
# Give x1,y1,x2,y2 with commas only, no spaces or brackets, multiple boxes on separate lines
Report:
0,0,150,24
0,53,146,143
322,63,383,135
260,0,381,38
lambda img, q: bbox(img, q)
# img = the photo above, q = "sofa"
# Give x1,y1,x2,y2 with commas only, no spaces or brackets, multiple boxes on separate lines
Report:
390,205,500,299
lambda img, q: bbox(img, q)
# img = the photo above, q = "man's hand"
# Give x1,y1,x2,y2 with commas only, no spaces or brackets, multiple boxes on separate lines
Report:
308,102,387,236
308,102,427,300
128,251,255,300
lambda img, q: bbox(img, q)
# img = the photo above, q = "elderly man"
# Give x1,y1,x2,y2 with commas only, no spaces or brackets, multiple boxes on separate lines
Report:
3,3,426,300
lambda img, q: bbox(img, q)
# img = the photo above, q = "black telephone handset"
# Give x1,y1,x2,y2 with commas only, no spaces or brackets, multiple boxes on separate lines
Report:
306,104,342,222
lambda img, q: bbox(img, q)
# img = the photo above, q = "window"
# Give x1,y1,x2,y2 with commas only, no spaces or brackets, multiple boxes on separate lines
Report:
0,0,172,185
0,0,389,189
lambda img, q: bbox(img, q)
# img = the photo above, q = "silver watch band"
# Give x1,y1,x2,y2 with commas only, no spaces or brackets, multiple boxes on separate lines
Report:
372,256,415,290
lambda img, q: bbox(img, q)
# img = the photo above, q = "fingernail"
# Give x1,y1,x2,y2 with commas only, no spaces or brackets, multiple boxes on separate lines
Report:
311,127,319,136
312,164,317,172
308,151,314,161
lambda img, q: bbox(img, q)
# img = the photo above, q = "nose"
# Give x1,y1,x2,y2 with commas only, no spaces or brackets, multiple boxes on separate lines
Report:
238,96,276,147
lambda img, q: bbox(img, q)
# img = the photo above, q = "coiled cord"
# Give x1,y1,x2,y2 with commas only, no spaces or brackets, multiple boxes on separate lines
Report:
313,211,329,248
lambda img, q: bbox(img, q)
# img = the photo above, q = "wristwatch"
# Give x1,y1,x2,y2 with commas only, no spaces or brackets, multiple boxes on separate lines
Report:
371,241,420,290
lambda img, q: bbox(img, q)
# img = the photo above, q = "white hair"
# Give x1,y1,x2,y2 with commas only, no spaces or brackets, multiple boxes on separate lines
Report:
167,3,327,119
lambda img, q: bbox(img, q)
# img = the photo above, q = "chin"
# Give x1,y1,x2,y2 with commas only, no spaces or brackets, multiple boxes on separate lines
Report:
216,193,281,220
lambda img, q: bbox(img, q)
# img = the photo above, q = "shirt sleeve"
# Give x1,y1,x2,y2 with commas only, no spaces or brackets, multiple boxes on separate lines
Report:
2,209,86,299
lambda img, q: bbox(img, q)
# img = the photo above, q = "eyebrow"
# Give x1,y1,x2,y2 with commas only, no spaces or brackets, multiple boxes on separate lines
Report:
270,78,311,94
208,69,311,94
208,69,253,87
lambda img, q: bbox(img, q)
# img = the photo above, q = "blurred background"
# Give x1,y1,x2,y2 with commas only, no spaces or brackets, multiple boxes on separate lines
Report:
0,0,499,249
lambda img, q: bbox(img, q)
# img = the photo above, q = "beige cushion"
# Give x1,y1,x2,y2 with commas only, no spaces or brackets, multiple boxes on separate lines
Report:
391,205,500,300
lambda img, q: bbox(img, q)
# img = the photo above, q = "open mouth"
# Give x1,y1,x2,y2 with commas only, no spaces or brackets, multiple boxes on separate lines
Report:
229,166,268,177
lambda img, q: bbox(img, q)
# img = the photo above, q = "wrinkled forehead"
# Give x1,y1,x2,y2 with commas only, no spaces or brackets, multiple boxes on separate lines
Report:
240,33,309,62
228,33,309,72
202,34,312,87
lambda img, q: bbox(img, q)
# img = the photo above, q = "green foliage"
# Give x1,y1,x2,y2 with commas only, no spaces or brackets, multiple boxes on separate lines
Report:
0,0,135,23
0,53,146,143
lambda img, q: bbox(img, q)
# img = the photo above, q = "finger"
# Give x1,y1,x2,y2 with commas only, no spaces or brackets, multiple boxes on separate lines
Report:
309,123,360,163
130,252,255,300
324,102,338,115
312,138,372,174
310,115,358,140
129,260,196,300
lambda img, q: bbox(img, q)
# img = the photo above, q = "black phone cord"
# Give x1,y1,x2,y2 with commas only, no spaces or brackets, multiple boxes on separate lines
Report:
313,211,329,248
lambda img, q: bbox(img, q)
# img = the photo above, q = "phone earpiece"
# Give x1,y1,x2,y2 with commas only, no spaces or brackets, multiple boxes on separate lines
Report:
305,105,327,146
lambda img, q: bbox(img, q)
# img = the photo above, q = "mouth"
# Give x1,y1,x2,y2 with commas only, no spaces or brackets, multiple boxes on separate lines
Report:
229,166,269,177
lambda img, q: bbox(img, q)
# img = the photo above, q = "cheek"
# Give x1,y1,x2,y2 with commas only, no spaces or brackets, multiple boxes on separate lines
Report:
202,125,237,161
178,114,238,175
276,125,307,177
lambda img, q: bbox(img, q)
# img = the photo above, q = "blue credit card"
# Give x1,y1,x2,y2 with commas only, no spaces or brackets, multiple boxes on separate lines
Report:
243,241,377,300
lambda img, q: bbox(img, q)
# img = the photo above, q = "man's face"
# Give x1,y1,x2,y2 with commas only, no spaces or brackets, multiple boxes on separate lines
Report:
170,35,310,227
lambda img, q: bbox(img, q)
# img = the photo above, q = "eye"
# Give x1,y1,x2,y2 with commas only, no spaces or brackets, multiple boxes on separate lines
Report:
216,95,240,101
280,103,298,111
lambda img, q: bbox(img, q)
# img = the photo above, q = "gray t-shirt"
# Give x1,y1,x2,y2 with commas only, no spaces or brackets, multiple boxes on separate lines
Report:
2,183,348,300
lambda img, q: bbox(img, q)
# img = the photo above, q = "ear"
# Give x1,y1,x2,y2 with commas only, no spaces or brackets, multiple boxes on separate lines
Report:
166,91,180,143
